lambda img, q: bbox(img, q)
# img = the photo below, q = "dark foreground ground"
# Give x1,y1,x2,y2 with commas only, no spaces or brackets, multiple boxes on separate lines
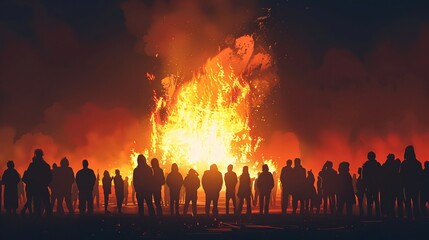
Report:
1,214,429,240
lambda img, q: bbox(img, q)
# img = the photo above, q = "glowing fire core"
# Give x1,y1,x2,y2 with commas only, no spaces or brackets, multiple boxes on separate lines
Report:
142,35,277,175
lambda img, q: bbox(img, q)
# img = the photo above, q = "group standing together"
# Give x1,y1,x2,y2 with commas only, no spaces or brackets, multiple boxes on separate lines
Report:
280,145,429,219
1,145,429,219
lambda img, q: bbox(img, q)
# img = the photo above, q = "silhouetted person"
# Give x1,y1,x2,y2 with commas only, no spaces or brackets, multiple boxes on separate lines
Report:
271,171,278,207
202,164,223,215
400,145,422,219
21,166,34,215
280,159,293,214
72,182,78,210
183,168,200,216
76,159,96,215
224,164,238,215
124,176,129,206
50,163,59,209
180,185,185,204
21,169,33,215
56,157,75,214
163,171,170,207
257,164,274,214
355,168,365,217
133,154,155,217
392,158,404,218
380,153,398,217
421,161,429,217
304,170,318,214
291,158,306,214
319,161,337,215
151,158,165,216
316,169,322,214
26,149,53,216
253,173,260,207
362,151,381,217
250,176,255,206
2,161,20,215
237,166,252,215
18,178,25,206
131,180,136,205
394,158,404,218
114,169,124,213
337,162,355,217
166,163,183,216
102,170,112,213
93,170,100,208
352,173,357,197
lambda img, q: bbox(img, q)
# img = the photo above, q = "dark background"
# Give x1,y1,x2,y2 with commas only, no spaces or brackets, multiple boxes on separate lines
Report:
1,0,429,171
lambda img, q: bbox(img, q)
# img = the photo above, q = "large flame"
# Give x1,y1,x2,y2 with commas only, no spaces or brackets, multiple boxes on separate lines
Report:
146,35,277,176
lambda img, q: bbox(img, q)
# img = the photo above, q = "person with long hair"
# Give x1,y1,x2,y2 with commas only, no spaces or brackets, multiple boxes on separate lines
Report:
400,145,423,219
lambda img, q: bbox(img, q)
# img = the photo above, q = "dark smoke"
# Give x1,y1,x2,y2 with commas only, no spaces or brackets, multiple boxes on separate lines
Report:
1,0,429,175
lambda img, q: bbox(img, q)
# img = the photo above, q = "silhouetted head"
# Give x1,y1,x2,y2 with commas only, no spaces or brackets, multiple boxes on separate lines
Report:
52,163,58,169
307,170,313,177
137,154,146,166
325,161,333,169
115,169,120,175
34,148,44,158
151,158,160,168
262,164,269,172
367,151,376,161
424,161,429,170
286,159,292,167
358,167,362,175
243,166,249,174
404,145,416,161
7,160,14,169
294,158,301,167
339,162,350,174
210,164,218,171
103,170,110,178
60,157,69,167
171,163,178,172
82,159,89,169
387,153,395,161
227,164,233,172
188,168,196,175
125,176,129,181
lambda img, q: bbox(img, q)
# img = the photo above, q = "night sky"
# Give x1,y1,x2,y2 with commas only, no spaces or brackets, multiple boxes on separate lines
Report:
1,0,429,172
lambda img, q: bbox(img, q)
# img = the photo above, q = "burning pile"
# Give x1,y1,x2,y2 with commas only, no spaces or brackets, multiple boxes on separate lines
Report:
144,35,278,175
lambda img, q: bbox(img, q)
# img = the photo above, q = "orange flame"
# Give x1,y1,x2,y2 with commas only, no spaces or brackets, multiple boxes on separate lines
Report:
145,35,276,177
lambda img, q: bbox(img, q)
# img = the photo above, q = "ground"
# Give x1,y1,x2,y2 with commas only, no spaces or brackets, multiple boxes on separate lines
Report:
1,197,428,239
1,211,429,240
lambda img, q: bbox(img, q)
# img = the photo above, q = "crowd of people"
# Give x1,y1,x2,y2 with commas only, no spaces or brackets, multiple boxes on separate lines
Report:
278,145,429,219
1,145,429,220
